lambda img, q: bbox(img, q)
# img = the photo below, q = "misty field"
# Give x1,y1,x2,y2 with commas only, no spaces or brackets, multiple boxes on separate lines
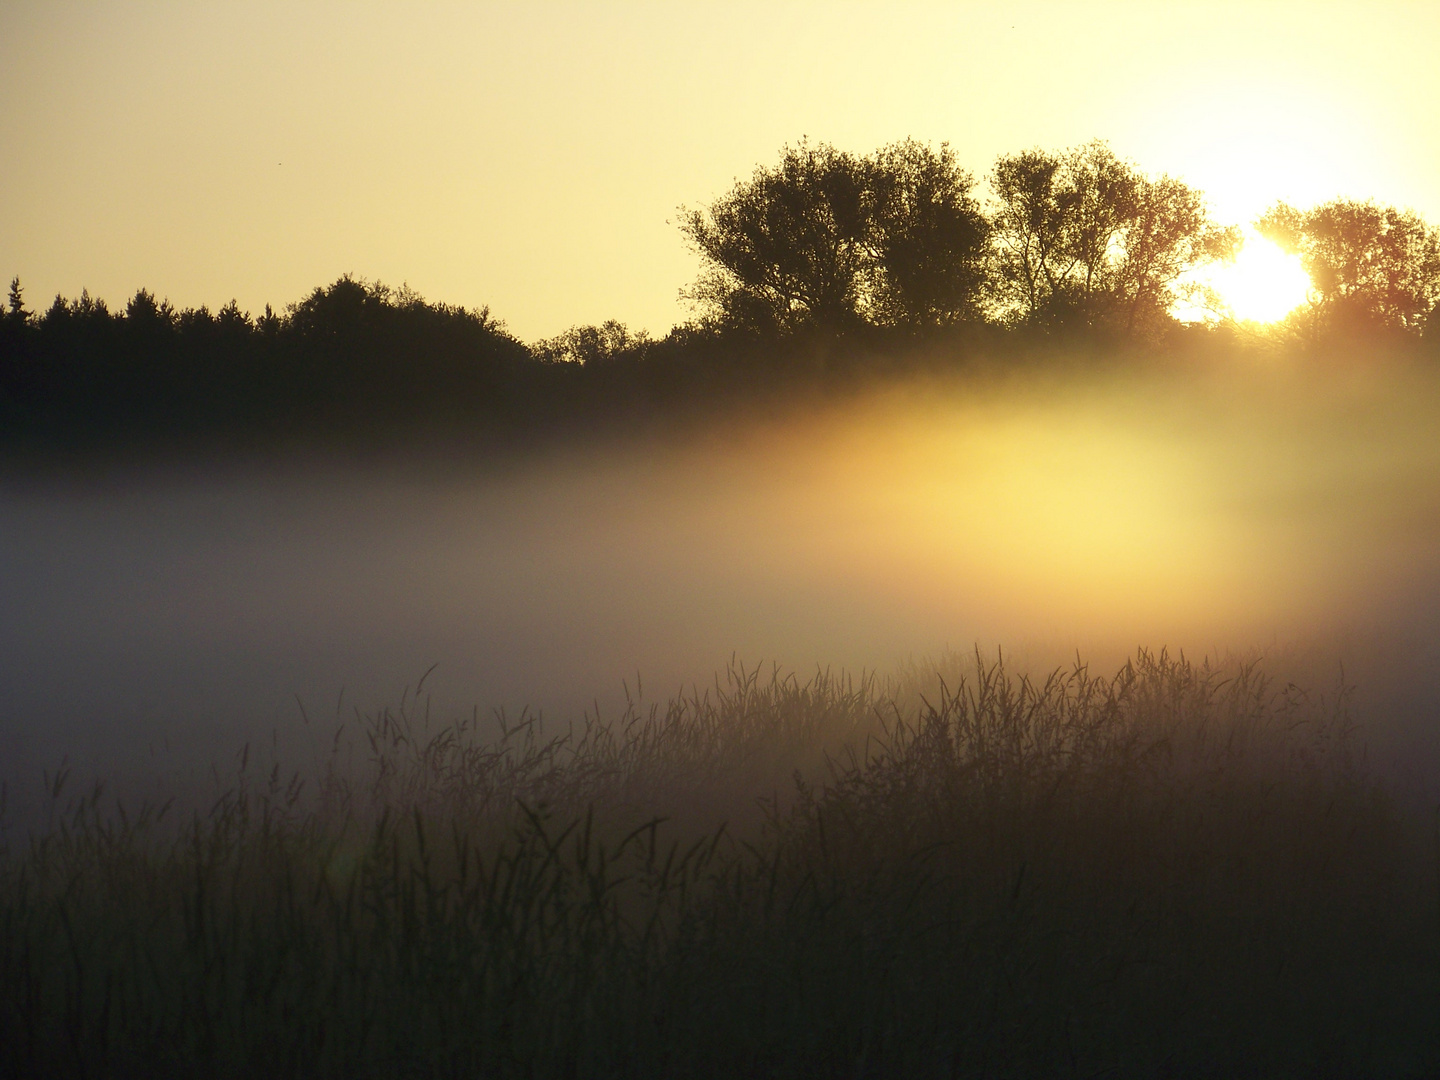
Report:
14,3,1440,1074
4,649,1438,1079
4,360,1440,1077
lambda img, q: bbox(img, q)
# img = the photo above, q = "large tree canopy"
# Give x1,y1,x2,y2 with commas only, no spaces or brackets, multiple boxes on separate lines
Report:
680,140,988,333
988,141,1237,335
680,142,874,333
869,140,991,328
1257,199,1440,337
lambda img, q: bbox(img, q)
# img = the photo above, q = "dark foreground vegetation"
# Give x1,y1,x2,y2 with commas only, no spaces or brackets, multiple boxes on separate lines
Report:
5,139,1440,458
2,651,1437,1078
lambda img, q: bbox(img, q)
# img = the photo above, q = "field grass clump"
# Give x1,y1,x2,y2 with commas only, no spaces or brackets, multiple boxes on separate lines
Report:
1,650,1437,1078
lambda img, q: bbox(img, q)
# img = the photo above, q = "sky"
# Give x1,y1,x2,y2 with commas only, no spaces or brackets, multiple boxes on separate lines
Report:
3,1,1440,341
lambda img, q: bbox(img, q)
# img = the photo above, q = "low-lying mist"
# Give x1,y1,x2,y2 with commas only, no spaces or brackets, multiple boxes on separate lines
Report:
4,352,1440,815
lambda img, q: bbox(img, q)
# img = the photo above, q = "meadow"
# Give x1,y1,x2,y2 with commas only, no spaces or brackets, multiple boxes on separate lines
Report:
5,335,1440,1076
10,13,1440,1075
2,646,1438,1078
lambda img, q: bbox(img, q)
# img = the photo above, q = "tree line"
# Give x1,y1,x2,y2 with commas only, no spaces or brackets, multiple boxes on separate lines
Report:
0,276,540,444
4,137,1440,449
681,138,1440,342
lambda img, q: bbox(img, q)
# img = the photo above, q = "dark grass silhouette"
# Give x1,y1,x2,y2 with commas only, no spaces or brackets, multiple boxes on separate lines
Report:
3,651,1436,1078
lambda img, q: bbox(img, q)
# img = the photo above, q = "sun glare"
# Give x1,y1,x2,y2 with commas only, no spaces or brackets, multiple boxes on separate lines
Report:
1208,233,1312,324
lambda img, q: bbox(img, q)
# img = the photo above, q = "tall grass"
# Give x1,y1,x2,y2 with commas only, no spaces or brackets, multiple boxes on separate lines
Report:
2,650,1436,1078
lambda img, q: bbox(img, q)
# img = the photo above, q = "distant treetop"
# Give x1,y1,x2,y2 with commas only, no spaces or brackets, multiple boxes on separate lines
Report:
680,139,989,335
1258,198,1440,339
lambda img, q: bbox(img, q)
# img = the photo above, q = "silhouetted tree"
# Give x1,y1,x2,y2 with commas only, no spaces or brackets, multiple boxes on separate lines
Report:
534,320,651,365
0,278,32,408
277,275,532,421
1257,199,1440,338
870,140,989,328
989,141,1237,335
681,141,875,333
682,140,992,335
0,274,548,446
987,149,1069,323
124,288,175,327
7,277,25,322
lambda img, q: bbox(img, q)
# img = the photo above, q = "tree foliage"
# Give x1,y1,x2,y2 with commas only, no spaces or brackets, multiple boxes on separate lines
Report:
680,140,988,333
0,276,531,442
1257,198,1440,337
869,140,991,328
988,141,1238,335
681,141,875,333
10,137,1440,455
533,320,651,366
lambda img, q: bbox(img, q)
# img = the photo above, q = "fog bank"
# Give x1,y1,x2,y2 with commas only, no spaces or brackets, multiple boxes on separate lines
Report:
5,359,1440,813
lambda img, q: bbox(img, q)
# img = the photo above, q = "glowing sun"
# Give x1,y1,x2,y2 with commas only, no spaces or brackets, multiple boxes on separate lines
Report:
1208,233,1312,323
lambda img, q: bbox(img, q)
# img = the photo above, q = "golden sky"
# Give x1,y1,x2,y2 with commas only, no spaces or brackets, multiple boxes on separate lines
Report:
3,1,1438,340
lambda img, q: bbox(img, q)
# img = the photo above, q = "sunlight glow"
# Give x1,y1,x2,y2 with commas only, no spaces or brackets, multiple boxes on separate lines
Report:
1208,233,1312,324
